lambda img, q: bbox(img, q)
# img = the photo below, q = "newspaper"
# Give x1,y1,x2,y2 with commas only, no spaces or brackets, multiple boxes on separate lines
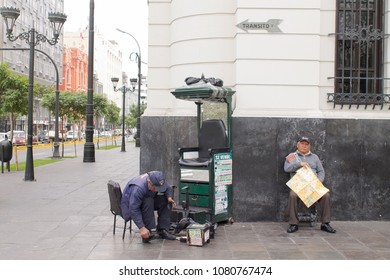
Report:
286,167,329,208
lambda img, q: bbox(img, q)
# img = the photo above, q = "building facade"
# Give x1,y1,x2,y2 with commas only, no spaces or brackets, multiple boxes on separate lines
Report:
61,31,88,93
0,0,65,132
60,46,88,92
144,0,390,221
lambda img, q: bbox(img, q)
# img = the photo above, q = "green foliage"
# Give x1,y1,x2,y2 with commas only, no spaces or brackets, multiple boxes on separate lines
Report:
105,101,121,128
9,157,63,171
40,90,119,132
126,103,146,128
0,62,120,134
203,101,228,127
0,63,29,125
98,145,120,150
94,94,109,117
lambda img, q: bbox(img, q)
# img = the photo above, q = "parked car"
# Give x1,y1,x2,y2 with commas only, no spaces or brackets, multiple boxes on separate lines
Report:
7,130,26,146
6,130,38,146
37,130,50,143
48,130,66,141
101,131,112,137
66,130,76,141
0,132,7,141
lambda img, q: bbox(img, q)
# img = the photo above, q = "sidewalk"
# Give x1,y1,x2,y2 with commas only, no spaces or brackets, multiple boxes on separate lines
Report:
0,143,390,260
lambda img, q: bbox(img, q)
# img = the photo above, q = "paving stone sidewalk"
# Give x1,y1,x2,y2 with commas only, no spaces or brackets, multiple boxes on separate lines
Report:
0,144,389,260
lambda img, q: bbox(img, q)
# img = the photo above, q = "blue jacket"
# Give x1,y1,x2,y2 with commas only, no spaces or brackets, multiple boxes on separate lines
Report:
121,173,173,229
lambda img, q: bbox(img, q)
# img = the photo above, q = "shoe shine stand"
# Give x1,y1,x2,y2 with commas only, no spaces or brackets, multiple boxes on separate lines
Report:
171,83,235,233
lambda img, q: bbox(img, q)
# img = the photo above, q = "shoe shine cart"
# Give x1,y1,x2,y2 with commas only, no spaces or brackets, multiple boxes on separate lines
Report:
171,83,235,226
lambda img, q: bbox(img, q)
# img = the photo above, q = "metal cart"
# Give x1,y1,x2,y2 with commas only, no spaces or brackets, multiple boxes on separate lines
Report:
171,85,235,224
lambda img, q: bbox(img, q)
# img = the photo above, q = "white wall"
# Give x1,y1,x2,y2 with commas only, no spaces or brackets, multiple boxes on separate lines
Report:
147,0,390,119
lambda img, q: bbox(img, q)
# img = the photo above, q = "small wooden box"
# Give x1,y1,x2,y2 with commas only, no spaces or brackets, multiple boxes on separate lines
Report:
186,224,210,246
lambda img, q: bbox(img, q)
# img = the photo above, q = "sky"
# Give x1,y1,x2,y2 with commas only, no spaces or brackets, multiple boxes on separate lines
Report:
63,0,149,77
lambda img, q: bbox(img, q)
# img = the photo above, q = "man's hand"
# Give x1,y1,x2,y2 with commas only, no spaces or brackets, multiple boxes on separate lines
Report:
167,197,176,208
300,162,310,168
140,227,150,239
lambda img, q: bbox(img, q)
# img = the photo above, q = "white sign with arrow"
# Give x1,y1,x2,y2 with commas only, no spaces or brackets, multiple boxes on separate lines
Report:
236,19,283,33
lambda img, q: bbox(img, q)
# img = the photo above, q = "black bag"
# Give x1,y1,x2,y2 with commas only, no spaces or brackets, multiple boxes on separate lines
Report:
174,217,196,233
185,77,201,85
185,74,224,87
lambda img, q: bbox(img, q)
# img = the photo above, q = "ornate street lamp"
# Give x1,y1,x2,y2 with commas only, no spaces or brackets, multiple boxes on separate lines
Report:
0,6,66,181
83,0,95,163
111,77,137,152
116,28,143,147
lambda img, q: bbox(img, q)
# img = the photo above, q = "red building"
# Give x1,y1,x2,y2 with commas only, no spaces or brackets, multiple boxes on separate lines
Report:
60,47,88,92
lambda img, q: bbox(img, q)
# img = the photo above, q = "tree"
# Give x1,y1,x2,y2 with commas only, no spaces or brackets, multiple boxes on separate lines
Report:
93,93,108,133
105,101,120,131
126,103,146,129
0,63,29,136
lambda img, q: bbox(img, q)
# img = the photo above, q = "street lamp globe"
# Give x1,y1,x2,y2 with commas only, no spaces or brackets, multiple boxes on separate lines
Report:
48,12,67,41
111,77,120,89
0,7,20,35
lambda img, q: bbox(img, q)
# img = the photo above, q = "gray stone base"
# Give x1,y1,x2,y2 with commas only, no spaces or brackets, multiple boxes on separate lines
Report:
140,116,390,222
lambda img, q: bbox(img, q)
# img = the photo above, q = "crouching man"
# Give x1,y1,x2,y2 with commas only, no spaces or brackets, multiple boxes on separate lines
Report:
121,171,177,243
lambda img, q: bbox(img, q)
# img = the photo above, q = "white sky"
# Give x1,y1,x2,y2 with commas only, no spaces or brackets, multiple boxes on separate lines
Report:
63,0,149,77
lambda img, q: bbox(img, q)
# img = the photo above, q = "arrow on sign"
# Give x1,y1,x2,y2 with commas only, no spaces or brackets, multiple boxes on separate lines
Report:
236,19,283,33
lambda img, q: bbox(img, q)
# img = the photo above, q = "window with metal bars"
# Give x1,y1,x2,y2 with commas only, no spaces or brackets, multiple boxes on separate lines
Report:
327,0,389,109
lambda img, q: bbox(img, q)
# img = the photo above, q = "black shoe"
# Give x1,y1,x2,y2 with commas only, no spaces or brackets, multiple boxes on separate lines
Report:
287,224,298,233
321,223,336,233
142,233,159,243
158,229,176,240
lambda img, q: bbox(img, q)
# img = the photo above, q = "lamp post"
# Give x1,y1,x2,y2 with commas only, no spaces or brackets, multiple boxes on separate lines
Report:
111,77,137,152
0,6,66,181
116,28,142,147
83,0,95,162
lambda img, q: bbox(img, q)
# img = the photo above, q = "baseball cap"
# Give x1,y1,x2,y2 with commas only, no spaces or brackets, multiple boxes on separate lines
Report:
297,136,310,144
147,171,169,192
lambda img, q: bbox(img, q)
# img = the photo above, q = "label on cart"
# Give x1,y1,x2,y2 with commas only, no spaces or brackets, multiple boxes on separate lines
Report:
214,153,232,185
215,185,228,214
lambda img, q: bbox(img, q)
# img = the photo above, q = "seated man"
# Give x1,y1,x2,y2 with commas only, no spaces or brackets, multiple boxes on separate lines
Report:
284,136,336,234
121,171,177,242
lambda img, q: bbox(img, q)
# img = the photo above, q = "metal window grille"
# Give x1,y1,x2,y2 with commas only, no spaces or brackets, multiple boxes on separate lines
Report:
327,0,389,109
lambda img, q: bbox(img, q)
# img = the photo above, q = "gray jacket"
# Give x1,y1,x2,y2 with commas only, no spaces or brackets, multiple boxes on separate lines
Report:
284,151,325,182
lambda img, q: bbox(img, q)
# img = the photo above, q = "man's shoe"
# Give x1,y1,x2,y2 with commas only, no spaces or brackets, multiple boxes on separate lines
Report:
142,233,159,243
321,223,336,233
287,224,298,233
158,229,176,240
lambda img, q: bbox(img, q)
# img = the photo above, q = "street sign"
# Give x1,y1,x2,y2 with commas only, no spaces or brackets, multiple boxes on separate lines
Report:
236,19,283,33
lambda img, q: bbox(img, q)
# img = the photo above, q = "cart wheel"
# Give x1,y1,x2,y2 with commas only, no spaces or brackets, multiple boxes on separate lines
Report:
228,217,234,224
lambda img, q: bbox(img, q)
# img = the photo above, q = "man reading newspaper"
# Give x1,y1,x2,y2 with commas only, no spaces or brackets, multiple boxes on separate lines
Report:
284,136,336,234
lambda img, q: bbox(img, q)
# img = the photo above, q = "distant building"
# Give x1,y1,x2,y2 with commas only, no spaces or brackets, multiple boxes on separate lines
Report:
60,47,88,92
65,30,123,107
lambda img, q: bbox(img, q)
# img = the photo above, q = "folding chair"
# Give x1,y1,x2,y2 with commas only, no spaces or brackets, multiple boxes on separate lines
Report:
107,180,132,239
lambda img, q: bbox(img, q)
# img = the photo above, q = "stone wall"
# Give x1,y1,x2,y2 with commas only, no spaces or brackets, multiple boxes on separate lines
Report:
141,116,390,222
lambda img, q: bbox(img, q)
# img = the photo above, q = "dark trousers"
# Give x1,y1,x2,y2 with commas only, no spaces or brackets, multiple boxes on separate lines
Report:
287,190,331,225
141,194,171,231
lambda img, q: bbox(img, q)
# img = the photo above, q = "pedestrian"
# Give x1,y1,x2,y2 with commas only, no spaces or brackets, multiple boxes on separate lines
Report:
121,171,177,243
284,136,336,234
